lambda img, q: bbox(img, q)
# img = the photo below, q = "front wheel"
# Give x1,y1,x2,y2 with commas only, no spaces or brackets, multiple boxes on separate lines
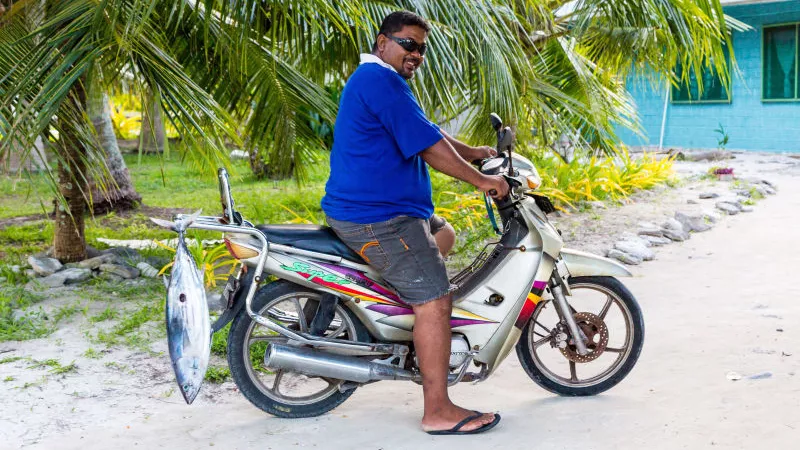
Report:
516,276,644,396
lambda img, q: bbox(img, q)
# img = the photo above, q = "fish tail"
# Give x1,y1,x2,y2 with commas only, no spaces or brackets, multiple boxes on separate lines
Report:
175,209,203,233
149,209,202,234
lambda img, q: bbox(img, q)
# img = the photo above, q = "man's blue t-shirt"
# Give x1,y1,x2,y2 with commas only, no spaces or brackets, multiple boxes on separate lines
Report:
321,63,443,223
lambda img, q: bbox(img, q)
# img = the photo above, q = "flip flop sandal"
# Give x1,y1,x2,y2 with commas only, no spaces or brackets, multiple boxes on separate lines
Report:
425,411,501,435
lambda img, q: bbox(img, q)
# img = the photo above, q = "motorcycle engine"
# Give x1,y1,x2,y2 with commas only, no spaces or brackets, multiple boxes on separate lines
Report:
449,335,471,369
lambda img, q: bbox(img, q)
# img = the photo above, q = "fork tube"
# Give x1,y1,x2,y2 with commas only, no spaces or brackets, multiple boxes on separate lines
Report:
550,278,589,356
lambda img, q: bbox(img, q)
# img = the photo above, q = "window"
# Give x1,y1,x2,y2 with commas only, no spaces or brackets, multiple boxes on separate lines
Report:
671,45,731,104
763,23,799,101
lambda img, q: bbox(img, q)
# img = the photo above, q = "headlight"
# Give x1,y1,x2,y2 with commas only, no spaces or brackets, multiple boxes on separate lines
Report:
223,233,261,260
526,167,542,190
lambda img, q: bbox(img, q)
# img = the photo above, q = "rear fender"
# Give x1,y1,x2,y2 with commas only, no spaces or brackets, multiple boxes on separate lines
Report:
560,248,633,278
210,269,254,334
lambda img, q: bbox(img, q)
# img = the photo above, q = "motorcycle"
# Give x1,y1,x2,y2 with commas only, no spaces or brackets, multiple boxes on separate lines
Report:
158,113,644,417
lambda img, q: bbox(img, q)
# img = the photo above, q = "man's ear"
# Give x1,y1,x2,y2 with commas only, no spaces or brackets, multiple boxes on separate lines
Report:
376,34,387,53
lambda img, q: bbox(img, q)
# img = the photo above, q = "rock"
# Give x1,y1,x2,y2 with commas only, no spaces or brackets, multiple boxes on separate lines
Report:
675,212,712,233
699,192,719,199
39,272,68,287
61,268,92,285
78,253,119,270
607,249,642,265
136,262,159,278
589,201,606,209
97,272,125,283
687,199,699,204
733,189,751,198
207,292,225,312
10,265,21,274
24,269,37,279
726,371,742,381
747,372,772,380
28,256,63,277
702,210,722,223
146,256,171,270
716,202,740,215
661,217,685,232
637,222,663,237
752,185,768,197
765,186,776,195
741,206,754,213
744,177,777,189
102,247,143,264
614,240,655,261
85,245,103,259
662,228,690,242
641,235,672,246
99,264,140,279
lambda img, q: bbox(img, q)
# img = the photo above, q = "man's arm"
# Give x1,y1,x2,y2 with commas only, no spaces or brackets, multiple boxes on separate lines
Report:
421,138,509,198
440,129,496,162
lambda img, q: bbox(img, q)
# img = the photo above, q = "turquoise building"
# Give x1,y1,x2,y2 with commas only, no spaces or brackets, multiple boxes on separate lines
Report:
618,0,800,153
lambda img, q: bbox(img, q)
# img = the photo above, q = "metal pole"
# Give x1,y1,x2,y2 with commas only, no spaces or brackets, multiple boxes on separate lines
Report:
658,77,670,151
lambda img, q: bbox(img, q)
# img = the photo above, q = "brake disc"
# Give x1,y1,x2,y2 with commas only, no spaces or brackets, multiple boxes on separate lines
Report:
560,312,609,363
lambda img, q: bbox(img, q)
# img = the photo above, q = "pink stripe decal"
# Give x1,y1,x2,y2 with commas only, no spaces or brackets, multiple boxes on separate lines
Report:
317,262,403,303
533,280,548,290
451,319,492,328
367,304,413,316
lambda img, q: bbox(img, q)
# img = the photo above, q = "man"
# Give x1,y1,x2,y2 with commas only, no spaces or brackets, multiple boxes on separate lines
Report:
321,11,509,434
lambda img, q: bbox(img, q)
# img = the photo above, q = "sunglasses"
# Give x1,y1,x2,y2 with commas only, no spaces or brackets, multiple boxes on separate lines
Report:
385,34,428,56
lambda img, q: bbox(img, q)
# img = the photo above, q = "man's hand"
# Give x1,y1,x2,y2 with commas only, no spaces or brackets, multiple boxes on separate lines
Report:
474,145,497,159
479,174,509,199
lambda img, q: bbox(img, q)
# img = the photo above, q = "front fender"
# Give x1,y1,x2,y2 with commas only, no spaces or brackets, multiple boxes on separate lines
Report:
560,248,632,278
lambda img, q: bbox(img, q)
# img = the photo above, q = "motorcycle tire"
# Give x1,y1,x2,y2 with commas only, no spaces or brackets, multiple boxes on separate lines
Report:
516,276,644,396
227,280,371,418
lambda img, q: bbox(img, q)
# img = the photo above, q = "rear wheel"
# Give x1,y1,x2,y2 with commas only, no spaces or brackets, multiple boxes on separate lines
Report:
227,280,370,417
515,276,644,396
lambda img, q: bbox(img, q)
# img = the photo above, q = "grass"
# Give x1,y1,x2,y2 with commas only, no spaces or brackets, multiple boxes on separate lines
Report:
0,287,49,342
89,306,118,323
83,348,103,359
204,365,231,383
0,147,677,359
1,355,24,364
210,323,230,356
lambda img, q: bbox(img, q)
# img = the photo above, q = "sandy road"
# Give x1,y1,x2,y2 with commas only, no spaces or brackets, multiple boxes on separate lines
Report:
7,162,799,450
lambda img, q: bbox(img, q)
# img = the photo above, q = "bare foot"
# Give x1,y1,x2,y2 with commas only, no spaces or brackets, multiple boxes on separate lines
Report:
421,405,497,433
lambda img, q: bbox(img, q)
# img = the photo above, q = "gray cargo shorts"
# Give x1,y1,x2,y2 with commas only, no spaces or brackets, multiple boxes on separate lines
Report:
326,214,452,305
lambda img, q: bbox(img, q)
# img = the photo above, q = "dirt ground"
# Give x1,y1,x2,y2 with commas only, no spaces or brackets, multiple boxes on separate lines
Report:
1,152,798,450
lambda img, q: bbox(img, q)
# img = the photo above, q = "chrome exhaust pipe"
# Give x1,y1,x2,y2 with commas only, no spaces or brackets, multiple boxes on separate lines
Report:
264,343,419,383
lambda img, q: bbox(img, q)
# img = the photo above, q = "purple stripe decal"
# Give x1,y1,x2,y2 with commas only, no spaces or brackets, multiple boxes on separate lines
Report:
317,262,403,303
533,280,548,290
367,304,413,316
451,319,491,328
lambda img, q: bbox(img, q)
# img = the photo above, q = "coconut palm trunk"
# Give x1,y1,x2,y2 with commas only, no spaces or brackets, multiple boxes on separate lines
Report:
87,85,142,214
52,86,88,262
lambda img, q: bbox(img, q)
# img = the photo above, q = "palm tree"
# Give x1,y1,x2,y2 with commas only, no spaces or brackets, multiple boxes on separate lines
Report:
1,0,738,262
87,82,142,214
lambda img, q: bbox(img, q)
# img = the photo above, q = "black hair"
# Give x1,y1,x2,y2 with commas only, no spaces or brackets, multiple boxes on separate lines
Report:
371,11,431,52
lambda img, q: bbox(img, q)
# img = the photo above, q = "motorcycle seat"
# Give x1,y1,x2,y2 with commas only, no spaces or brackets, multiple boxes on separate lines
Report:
256,224,365,263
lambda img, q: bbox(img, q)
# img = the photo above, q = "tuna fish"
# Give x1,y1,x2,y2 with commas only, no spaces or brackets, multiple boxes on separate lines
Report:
151,211,209,404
